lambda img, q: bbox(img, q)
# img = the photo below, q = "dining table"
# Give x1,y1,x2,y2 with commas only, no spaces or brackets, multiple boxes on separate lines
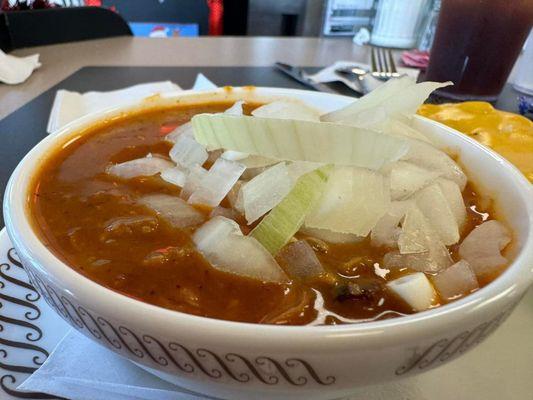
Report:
0,36,531,400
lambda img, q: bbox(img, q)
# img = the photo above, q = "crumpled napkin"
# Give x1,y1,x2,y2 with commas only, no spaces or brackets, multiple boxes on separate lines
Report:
18,330,206,400
46,73,218,134
0,48,41,84
308,60,419,95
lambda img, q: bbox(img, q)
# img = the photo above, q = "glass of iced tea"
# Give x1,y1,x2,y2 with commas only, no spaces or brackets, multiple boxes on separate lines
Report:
424,0,533,101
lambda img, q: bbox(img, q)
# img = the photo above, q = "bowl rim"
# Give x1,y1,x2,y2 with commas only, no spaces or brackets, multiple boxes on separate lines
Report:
4,86,533,341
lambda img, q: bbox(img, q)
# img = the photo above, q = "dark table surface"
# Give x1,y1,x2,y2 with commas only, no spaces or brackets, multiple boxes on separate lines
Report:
0,66,527,228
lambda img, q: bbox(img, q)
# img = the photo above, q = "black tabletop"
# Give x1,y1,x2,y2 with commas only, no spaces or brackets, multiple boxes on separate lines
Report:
0,66,526,228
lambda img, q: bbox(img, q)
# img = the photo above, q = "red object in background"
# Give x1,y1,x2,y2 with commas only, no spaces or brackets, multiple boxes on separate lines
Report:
84,0,102,5
208,0,223,35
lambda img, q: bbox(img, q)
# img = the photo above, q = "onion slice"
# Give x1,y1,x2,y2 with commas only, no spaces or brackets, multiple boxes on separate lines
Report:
106,154,174,179
193,216,287,283
432,260,479,301
250,166,331,255
386,272,437,311
188,158,245,207
241,162,293,224
192,114,409,170
138,194,204,228
305,167,390,236
252,100,320,121
458,220,511,278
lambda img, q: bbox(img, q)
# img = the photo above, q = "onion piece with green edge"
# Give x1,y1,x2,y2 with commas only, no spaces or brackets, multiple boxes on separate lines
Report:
300,226,364,244
250,166,331,255
321,78,452,123
305,167,390,236
169,134,208,169
321,76,414,122
193,216,287,283
160,166,187,187
241,162,293,224
188,158,245,207
192,114,409,170
386,272,437,311
106,153,174,179
252,100,320,121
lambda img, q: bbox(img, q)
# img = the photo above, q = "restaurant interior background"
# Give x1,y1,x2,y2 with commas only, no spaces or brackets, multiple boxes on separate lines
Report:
0,1,532,399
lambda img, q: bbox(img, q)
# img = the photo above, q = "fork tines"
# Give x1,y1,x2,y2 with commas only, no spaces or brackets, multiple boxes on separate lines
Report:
371,47,400,80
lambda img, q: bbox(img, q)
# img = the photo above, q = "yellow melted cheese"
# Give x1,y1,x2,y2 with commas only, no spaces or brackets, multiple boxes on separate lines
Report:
418,102,533,183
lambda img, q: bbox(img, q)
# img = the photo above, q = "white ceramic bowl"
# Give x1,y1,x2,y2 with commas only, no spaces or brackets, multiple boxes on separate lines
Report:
4,88,533,400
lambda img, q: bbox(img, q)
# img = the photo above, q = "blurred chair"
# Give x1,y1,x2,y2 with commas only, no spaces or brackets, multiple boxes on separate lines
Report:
0,6,131,52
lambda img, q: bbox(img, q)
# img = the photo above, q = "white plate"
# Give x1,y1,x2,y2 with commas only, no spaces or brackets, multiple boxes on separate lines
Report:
0,228,69,399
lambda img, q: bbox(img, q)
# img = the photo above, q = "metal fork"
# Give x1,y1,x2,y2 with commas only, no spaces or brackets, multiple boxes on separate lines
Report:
370,47,402,81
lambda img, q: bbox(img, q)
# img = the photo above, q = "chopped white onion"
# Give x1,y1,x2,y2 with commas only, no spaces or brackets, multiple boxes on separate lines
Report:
300,226,364,244
227,180,245,213
278,240,325,280
221,150,249,161
193,217,287,283
224,100,244,116
188,158,245,207
432,260,479,301
415,183,460,245
138,194,204,228
106,154,174,179
396,205,452,272
252,100,320,121
241,162,293,224
287,161,323,182
386,272,437,311
387,161,440,200
398,206,435,253
459,220,511,278
209,206,240,221
169,134,208,169
321,77,451,123
305,167,390,236
383,249,452,274
160,166,187,187
436,177,466,229
192,216,242,250
240,155,280,169
165,122,194,144
385,118,432,144
180,165,208,200
371,200,411,247
402,138,467,190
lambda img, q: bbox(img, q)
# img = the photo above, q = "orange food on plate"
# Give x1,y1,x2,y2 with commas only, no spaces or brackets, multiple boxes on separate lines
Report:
418,102,533,182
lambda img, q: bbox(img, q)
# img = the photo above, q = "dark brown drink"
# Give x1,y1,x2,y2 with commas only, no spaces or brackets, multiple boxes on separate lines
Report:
424,0,533,101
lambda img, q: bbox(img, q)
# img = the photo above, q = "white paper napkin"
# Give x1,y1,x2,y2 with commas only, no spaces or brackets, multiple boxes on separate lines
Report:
18,330,205,400
0,49,41,84
46,73,219,134
308,61,420,94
